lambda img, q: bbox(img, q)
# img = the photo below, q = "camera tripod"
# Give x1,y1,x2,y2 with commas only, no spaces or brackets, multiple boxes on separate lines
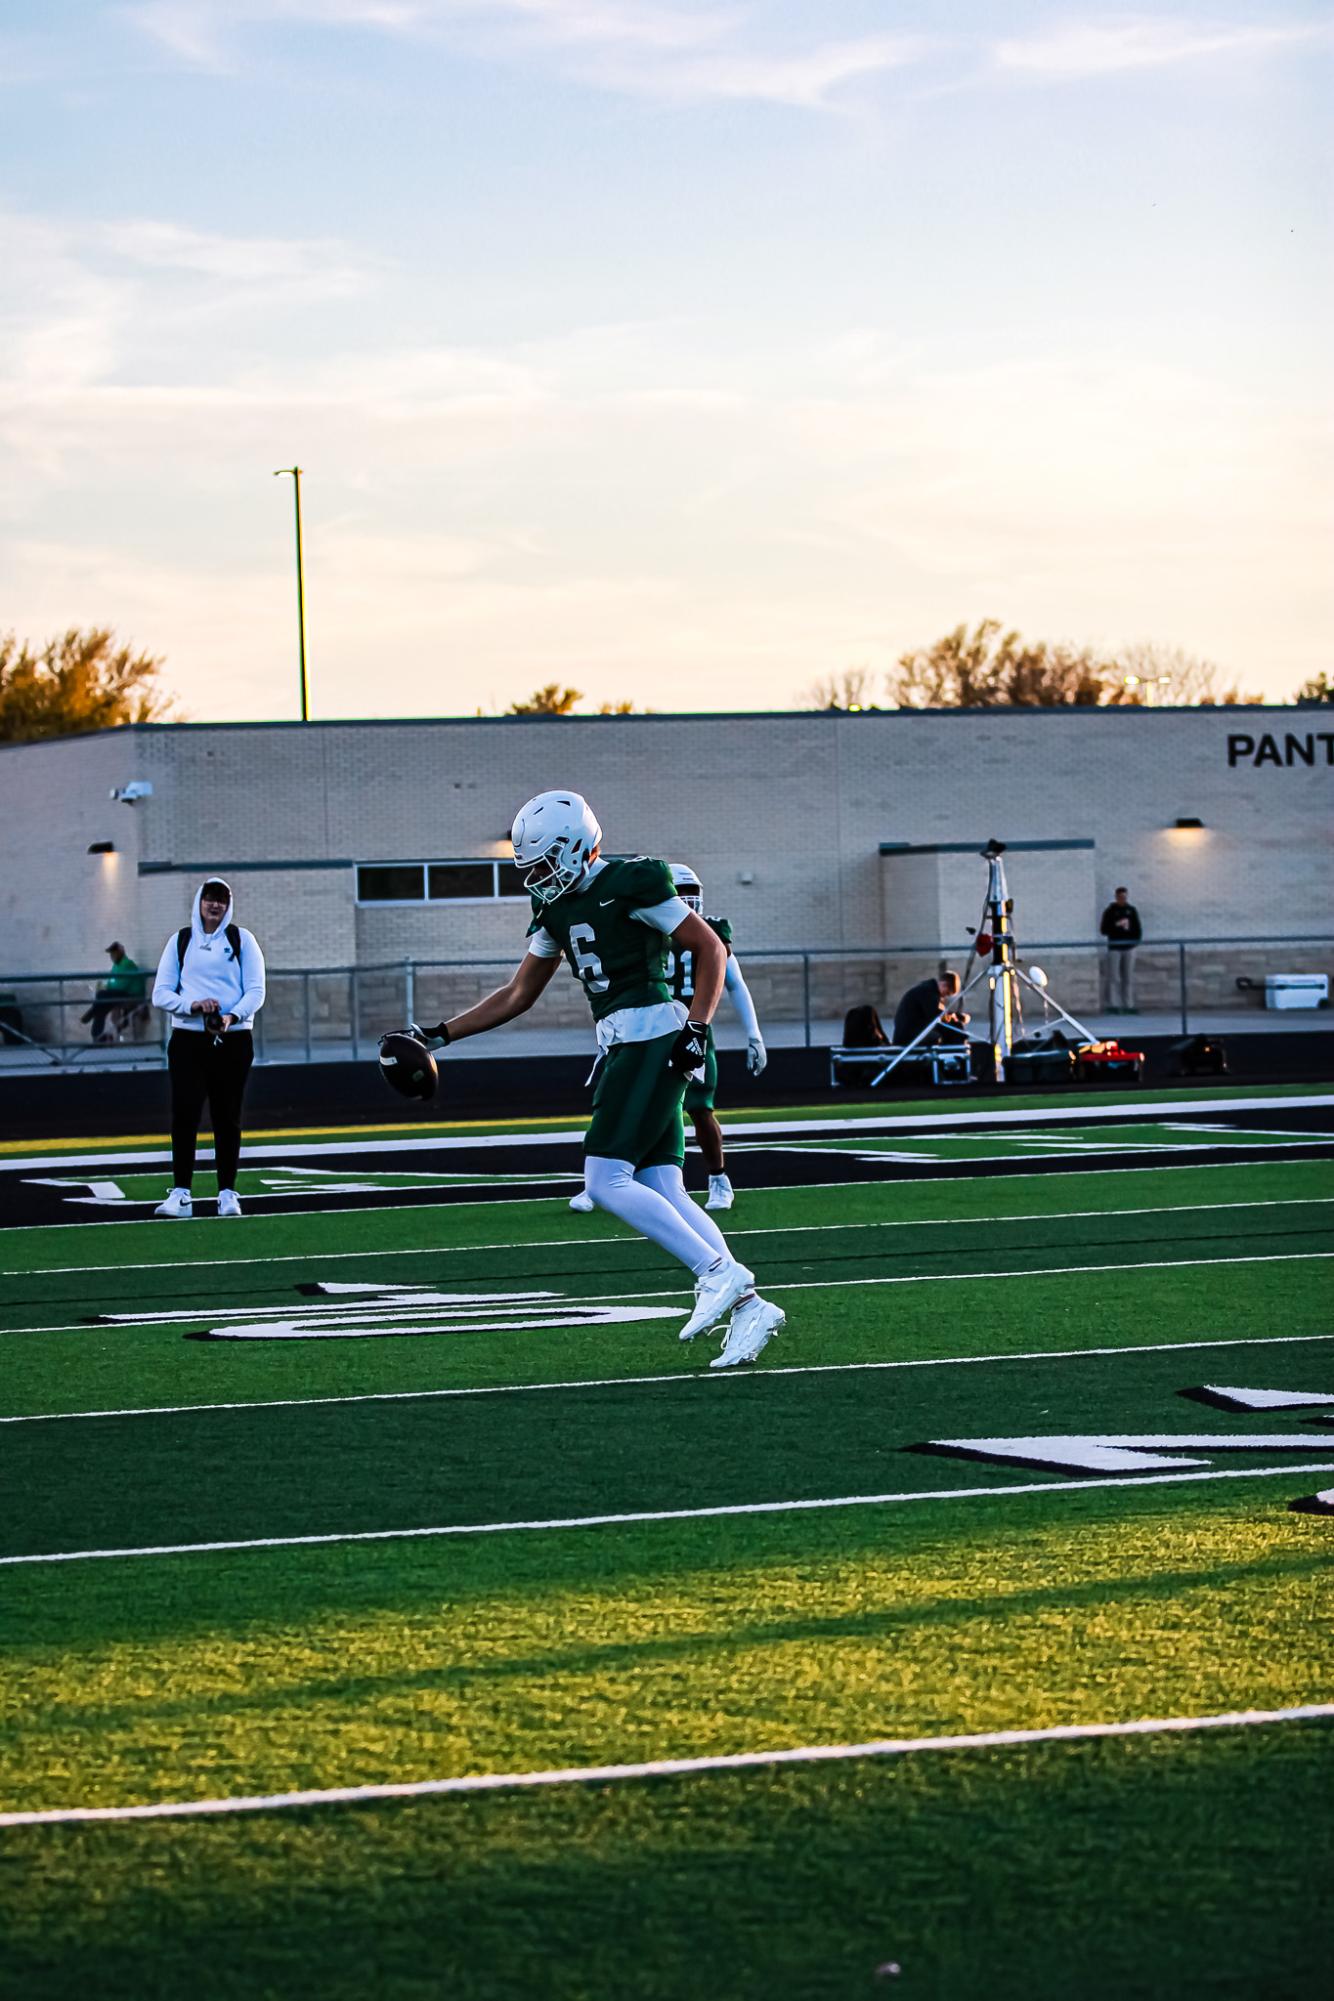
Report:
873,839,1100,1085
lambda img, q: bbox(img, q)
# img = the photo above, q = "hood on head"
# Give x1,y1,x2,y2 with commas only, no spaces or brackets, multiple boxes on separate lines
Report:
192,878,235,950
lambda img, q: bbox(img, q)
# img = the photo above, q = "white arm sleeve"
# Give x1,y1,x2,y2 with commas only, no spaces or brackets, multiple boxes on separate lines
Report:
724,954,761,1041
526,927,562,960
629,896,692,936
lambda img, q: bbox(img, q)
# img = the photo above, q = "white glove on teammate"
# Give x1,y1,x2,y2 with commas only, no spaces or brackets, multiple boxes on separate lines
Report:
746,1036,767,1076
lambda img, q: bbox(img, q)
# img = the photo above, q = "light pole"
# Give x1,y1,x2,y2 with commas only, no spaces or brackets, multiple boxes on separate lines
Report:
274,466,310,722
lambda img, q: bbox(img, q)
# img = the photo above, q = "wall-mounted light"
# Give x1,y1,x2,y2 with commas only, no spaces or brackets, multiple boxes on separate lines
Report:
109,780,153,804
87,841,116,854
1172,817,1205,830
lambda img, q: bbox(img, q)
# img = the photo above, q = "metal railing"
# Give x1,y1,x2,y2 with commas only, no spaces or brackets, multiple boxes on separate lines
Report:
1,937,1329,1071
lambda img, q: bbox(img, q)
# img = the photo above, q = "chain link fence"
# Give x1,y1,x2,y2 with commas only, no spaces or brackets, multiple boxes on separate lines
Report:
2,938,1329,1071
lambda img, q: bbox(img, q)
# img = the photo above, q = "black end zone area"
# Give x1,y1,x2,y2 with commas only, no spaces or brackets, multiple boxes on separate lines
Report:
3,1102,1333,1228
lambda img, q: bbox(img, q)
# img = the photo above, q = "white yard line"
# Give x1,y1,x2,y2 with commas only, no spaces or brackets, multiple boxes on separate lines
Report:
7,1194,1330,1282
736,1139,1334,1165
3,1702,1330,1828
7,1247,1333,1343
5,1247,1331,1343
5,1092,1332,1172
5,1327,1333,1428
3,1460,1333,1571
6,1152,1326,1243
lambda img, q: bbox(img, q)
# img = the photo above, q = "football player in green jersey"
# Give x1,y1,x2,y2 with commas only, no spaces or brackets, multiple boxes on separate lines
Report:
569,861,765,1214
414,791,783,1369
667,862,765,1210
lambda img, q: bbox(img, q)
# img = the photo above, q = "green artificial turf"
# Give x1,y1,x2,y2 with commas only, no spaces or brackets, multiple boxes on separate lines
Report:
2,1120,1331,1997
3,1724,1331,2001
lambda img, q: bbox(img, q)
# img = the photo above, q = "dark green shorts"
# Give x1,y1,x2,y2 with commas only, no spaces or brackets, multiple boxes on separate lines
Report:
586,1032,688,1170
683,1026,718,1116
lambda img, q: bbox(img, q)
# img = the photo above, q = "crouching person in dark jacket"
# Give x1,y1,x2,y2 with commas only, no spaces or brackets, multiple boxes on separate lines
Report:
150,878,266,1219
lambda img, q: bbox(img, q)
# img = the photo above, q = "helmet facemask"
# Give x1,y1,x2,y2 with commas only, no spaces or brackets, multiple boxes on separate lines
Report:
669,862,703,914
521,834,592,905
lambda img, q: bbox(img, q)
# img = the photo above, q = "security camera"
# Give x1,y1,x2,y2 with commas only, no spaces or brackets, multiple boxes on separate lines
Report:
110,780,153,804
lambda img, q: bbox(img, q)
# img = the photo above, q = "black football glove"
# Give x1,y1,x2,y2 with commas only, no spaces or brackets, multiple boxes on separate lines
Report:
668,1019,709,1076
410,1020,450,1048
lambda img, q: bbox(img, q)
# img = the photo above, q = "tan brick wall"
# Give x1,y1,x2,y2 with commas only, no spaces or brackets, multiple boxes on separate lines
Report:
4,714,1330,1016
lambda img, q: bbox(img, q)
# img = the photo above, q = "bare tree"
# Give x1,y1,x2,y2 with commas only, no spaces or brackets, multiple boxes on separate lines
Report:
889,620,1125,708
1115,641,1262,706
1293,669,1333,704
888,622,1264,709
801,663,882,710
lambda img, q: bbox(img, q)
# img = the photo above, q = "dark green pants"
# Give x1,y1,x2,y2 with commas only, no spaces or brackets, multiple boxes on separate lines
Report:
586,1032,688,1169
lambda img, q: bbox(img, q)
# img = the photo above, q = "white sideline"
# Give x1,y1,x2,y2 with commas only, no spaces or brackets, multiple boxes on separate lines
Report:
2,1702,1331,1828
4,1458,1333,1569
5,1246,1333,1344
4,1091,1331,1172
4,1326,1333,1428
6,1193,1329,1281
4,1153,1323,1244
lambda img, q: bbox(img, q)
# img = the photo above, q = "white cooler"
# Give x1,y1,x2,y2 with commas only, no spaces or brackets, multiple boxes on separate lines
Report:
1263,974,1329,1011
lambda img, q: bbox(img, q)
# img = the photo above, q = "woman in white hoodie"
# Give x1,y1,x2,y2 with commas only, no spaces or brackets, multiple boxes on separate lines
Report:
150,877,266,1219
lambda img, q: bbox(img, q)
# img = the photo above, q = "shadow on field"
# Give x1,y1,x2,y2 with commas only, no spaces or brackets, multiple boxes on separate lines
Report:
1,1724,1331,2001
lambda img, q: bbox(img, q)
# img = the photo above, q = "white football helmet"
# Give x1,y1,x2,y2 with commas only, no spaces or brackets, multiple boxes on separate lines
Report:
669,862,703,912
511,790,603,905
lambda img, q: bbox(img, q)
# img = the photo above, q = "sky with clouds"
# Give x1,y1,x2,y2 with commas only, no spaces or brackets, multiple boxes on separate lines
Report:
1,1,1330,720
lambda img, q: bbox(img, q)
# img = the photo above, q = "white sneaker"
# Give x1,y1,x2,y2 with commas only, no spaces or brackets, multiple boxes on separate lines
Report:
678,1256,755,1342
711,1295,785,1370
568,1191,596,1214
154,1187,193,1220
217,1190,243,1219
705,1175,735,1211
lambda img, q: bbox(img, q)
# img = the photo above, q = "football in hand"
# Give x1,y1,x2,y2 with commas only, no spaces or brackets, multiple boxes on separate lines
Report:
377,1030,438,1102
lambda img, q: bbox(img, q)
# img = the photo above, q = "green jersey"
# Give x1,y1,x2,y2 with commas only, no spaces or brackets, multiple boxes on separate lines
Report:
103,955,144,998
528,856,680,1024
667,915,732,1006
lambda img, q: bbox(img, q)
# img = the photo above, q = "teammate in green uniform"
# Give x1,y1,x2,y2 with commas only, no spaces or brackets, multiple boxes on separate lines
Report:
415,791,783,1369
665,862,766,1211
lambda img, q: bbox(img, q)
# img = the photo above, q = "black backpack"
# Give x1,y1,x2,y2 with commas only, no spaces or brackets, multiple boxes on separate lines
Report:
843,1003,889,1047
176,923,242,984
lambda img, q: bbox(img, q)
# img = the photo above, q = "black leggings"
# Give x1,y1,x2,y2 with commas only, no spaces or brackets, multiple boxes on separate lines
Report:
168,1030,254,1189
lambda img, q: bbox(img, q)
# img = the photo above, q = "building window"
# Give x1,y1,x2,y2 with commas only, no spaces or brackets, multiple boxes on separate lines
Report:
427,862,493,900
356,861,529,905
357,864,426,903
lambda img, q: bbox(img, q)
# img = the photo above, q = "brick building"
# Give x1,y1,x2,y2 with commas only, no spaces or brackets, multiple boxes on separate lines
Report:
3,707,1330,1038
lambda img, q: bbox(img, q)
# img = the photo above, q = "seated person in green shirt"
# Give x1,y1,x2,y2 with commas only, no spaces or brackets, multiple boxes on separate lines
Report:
82,942,145,1042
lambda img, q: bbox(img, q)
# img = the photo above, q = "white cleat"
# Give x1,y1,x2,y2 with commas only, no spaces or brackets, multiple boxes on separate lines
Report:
678,1256,756,1342
568,1191,596,1214
154,1187,193,1220
710,1295,785,1370
217,1189,243,1218
705,1175,735,1211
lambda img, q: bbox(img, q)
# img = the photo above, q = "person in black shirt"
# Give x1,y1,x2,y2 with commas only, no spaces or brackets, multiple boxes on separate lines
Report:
1099,886,1142,1013
893,971,969,1046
